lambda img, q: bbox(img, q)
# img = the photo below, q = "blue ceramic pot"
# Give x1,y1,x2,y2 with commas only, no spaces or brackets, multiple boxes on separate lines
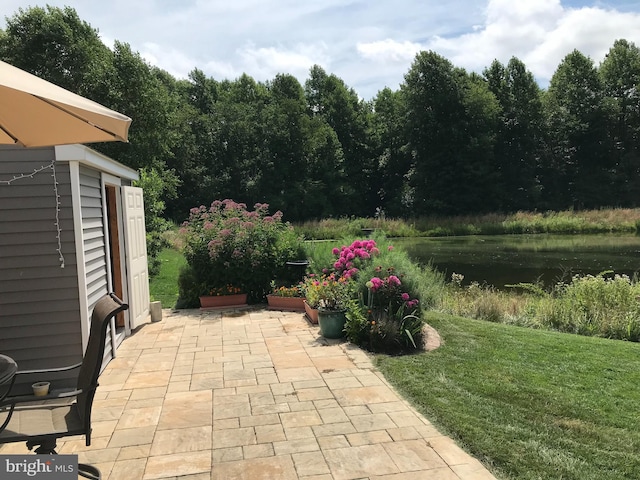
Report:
317,309,346,339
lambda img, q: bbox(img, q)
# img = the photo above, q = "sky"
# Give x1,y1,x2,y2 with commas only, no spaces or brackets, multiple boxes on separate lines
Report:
3,0,640,100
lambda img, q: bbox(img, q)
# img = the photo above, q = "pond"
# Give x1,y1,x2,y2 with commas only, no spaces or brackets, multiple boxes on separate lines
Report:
393,234,640,288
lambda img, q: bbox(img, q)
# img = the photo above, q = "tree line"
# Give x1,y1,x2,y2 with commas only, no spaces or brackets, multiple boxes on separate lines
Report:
2,6,640,225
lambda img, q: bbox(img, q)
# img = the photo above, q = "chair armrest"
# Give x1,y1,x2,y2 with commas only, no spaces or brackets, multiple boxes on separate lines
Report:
0,388,82,409
14,362,83,376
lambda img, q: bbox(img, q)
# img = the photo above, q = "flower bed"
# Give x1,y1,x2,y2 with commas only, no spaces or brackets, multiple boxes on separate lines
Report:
178,200,304,306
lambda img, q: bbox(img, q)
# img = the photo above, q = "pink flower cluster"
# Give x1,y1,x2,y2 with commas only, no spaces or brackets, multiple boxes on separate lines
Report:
331,240,380,279
366,275,419,310
368,275,400,292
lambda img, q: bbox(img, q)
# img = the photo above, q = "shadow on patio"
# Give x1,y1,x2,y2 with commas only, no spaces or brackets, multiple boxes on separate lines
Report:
0,308,496,480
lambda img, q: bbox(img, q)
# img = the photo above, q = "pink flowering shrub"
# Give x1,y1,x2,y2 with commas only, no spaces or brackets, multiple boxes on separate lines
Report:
328,239,380,279
179,199,303,305
304,235,444,353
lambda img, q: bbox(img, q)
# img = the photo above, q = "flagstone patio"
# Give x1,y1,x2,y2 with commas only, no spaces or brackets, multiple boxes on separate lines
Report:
1,308,496,480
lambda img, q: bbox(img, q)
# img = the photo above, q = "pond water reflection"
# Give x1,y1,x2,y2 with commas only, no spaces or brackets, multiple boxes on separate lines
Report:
393,234,640,289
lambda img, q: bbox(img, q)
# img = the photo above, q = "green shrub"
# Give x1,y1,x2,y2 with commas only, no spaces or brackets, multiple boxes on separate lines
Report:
176,264,201,308
180,200,303,304
535,273,640,341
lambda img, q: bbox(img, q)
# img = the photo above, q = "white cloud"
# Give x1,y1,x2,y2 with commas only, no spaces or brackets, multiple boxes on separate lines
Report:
140,42,197,79
4,1,640,98
237,42,330,81
356,39,422,63
423,0,640,85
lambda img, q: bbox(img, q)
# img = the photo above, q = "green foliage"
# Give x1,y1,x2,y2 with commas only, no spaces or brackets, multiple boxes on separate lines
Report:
180,200,303,304
135,167,177,277
536,273,640,341
176,264,201,309
441,271,640,341
149,247,186,308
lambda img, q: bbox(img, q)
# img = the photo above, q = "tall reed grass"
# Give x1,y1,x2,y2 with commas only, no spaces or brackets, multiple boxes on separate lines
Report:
440,272,640,341
294,208,640,239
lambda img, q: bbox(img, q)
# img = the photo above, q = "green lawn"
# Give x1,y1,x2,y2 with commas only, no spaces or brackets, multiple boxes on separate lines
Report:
376,312,640,480
149,247,185,308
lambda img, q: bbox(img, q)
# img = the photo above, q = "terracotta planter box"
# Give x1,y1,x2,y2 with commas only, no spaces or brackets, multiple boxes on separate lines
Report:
304,300,319,324
267,295,306,312
199,293,248,309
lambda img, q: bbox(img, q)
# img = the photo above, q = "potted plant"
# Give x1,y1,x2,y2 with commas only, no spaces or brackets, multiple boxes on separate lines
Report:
267,281,306,311
305,274,353,338
179,200,303,306
199,284,247,309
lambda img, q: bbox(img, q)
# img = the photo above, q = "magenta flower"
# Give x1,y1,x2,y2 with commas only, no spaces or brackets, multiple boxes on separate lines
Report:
388,245,394,251
401,293,410,301
388,275,401,286
369,277,384,291
332,247,340,255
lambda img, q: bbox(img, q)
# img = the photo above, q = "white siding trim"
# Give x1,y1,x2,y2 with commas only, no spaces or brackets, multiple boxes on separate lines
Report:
69,161,90,352
55,144,139,181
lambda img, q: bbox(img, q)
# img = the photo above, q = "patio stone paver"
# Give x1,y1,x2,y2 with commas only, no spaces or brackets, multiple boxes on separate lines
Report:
0,308,497,480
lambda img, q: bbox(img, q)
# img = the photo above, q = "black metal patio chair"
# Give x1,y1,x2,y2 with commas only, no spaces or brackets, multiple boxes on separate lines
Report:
0,293,128,479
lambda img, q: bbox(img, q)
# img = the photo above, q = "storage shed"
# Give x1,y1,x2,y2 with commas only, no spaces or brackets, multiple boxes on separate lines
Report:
0,144,150,389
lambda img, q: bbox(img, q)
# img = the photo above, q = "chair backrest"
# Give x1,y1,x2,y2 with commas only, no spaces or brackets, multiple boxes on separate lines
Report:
76,293,128,429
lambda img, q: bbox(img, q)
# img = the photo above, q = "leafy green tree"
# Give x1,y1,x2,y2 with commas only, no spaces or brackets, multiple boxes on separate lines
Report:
214,75,269,203
544,50,610,209
0,5,112,98
599,39,640,206
484,58,545,211
300,117,346,218
371,88,412,216
305,65,375,216
259,74,309,220
402,51,500,214
165,70,221,220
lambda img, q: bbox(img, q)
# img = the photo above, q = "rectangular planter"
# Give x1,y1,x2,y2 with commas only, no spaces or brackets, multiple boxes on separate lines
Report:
303,300,319,324
199,293,248,309
267,295,306,312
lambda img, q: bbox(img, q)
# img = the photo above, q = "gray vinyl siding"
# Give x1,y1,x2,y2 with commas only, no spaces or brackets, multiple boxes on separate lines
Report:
0,147,82,392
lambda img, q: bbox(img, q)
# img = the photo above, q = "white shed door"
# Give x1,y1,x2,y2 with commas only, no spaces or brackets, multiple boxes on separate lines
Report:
122,186,150,329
